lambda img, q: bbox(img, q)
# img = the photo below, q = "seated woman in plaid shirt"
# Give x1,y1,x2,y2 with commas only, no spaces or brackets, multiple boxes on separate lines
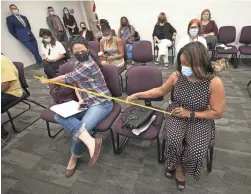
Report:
41,37,113,178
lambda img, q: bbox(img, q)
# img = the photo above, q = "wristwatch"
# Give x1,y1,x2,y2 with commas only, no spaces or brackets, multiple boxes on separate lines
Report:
190,111,195,119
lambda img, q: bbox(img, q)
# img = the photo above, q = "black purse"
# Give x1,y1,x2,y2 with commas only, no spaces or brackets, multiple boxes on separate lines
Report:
122,107,155,129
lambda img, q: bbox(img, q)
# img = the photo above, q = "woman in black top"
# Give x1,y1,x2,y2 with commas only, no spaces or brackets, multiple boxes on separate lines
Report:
63,7,79,36
79,22,95,41
153,12,176,67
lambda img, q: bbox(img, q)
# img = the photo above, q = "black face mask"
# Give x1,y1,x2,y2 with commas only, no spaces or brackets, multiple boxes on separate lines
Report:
82,27,86,30
122,23,127,27
75,50,89,62
160,18,165,23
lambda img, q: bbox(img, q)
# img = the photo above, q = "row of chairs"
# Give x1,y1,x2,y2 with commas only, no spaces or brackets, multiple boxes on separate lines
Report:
88,40,153,92
214,25,251,68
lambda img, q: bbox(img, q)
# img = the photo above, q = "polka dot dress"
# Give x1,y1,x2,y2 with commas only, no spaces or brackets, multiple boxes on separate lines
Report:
164,74,215,180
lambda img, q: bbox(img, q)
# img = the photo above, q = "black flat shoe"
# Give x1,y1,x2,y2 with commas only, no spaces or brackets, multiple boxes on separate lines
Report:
164,167,176,179
175,178,185,191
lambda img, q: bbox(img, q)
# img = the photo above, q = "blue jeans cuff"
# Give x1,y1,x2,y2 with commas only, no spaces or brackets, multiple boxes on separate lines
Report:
73,123,87,141
71,150,85,158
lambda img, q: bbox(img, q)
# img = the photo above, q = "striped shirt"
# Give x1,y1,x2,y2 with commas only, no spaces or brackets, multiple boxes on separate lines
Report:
65,56,111,108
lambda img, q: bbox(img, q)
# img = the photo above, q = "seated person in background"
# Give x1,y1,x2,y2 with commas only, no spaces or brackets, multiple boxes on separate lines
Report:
153,12,176,67
99,19,125,68
39,29,66,78
118,17,135,60
201,9,218,50
63,7,79,36
1,55,23,107
79,22,95,41
176,18,207,54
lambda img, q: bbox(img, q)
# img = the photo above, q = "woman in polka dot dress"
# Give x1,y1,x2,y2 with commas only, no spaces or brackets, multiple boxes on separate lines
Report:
126,42,225,191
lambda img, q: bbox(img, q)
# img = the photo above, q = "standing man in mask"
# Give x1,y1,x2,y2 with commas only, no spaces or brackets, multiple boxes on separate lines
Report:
6,4,42,65
46,6,68,44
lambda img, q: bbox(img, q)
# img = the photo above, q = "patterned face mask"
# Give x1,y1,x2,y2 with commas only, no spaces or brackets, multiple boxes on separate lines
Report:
75,50,89,62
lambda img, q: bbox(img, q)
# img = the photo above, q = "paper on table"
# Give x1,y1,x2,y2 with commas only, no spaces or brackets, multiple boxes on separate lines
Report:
132,115,156,136
50,100,83,118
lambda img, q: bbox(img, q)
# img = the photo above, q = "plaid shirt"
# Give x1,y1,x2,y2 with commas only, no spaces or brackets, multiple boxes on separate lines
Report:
65,56,111,108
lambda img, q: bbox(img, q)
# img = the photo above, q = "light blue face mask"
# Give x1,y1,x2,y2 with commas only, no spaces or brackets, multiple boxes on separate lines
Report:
64,10,69,14
189,28,199,37
181,65,193,77
49,11,55,16
43,37,51,43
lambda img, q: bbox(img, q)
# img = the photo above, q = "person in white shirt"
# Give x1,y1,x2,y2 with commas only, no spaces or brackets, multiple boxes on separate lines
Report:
39,29,66,78
176,19,207,54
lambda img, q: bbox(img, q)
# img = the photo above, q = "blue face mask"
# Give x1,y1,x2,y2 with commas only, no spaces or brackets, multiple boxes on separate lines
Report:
189,28,199,37
64,11,69,14
181,65,193,77
49,11,55,16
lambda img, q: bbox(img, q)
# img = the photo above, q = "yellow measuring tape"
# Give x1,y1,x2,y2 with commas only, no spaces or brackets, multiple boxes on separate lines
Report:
34,76,171,115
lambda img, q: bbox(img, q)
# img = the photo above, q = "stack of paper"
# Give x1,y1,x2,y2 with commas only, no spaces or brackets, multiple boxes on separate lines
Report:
132,115,156,136
217,44,232,50
50,100,83,118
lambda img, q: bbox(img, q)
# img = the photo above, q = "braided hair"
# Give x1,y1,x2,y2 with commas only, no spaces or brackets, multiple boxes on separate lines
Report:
100,19,111,33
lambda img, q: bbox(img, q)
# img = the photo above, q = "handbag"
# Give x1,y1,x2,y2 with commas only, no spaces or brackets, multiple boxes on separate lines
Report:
211,58,229,72
122,107,155,129
126,26,140,44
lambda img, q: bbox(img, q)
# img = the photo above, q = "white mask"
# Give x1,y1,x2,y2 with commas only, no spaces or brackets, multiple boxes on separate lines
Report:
12,9,19,15
102,35,112,41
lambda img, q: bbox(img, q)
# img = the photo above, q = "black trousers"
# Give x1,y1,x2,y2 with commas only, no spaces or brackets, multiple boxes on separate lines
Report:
43,60,65,79
1,92,19,108
56,31,68,43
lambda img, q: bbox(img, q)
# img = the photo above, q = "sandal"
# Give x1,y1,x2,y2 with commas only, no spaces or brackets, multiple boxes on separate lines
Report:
175,165,185,191
175,178,185,191
164,166,176,179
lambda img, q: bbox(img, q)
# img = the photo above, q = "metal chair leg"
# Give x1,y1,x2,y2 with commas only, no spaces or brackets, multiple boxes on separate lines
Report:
115,133,129,155
207,147,214,173
46,121,63,138
3,101,44,133
110,129,117,154
159,139,165,164
120,74,124,93
247,80,251,98
247,80,251,87
25,99,46,108
2,101,31,125
157,137,164,163
232,53,239,68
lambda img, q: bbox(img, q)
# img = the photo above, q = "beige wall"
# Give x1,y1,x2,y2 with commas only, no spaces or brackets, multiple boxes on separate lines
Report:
95,0,251,50
1,1,88,67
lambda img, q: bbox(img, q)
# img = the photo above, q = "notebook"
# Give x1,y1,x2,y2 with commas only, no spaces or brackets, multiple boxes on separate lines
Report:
50,100,83,118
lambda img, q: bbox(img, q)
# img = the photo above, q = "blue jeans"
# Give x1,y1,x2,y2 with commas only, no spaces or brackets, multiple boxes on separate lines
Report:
54,101,113,158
